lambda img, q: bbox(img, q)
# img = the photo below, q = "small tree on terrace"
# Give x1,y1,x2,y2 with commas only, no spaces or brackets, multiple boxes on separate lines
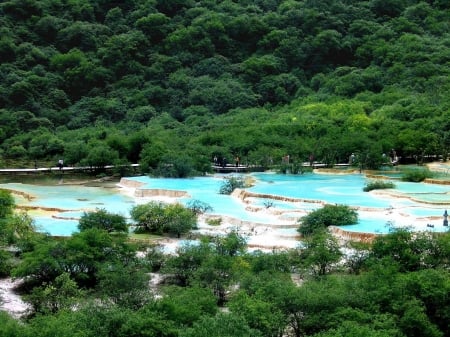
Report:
78,208,128,233
186,199,213,215
130,201,168,234
130,201,197,237
298,204,358,237
163,203,197,238
219,176,246,194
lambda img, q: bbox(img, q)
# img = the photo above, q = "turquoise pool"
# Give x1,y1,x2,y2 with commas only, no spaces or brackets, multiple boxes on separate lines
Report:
1,171,449,236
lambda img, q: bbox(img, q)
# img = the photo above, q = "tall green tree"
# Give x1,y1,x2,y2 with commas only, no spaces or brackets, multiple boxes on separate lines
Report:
300,229,343,277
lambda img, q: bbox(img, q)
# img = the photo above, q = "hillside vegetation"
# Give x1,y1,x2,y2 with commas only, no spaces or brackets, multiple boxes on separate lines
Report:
0,0,449,175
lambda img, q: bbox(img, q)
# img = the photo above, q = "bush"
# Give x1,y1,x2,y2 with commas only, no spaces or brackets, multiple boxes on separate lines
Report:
0,250,13,277
363,180,395,192
219,176,246,194
298,204,358,236
401,168,434,182
130,202,197,237
186,199,213,215
206,217,222,226
279,162,304,174
78,208,128,233
0,189,15,218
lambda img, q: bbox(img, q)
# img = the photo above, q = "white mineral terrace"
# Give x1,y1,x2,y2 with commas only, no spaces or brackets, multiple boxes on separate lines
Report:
117,175,449,250
0,278,29,318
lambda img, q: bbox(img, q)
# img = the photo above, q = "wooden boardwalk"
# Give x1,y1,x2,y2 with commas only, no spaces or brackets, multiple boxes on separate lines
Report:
0,162,351,175
211,162,351,173
0,164,140,175
211,164,265,173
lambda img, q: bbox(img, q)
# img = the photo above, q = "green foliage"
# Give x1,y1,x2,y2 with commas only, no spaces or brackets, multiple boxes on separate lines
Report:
180,312,263,337
228,275,294,337
1,212,37,248
206,217,222,226
12,228,135,290
300,229,343,277
164,203,198,238
0,311,27,337
185,199,213,215
0,249,13,277
219,176,246,194
0,189,15,218
162,241,213,287
155,154,196,178
78,208,128,233
401,167,434,182
369,229,449,272
25,272,82,315
130,201,167,234
158,286,218,326
298,204,358,236
363,180,396,192
95,262,152,309
0,0,446,172
1,220,449,337
1,1,450,335
81,144,119,170
130,201,197,237
212,230,247,257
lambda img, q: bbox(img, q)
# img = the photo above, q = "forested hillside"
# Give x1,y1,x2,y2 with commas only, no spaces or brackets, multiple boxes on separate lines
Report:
0,0,449,174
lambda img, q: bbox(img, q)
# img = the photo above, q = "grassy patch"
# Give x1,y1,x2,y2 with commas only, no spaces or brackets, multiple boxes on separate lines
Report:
363,180,396,192
206,217,222,226
128,233,165,242
401,168,434,182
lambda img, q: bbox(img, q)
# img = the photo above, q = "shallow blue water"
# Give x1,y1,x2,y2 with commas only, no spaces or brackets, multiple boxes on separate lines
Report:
2,172,449,236
249,173,390,207
3,183,134,215
137,176,279,223
33,217,79,236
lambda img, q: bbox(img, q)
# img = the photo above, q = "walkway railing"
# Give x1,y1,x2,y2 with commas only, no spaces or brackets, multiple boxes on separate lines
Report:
0,164,140,175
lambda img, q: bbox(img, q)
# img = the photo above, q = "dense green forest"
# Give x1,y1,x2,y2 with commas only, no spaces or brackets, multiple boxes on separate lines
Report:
0,0,449,175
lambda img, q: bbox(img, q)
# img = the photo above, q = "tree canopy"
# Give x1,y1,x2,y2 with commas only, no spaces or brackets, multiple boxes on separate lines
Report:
0,0,448,172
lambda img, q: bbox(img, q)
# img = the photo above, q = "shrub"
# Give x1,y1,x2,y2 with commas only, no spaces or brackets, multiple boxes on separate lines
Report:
130,202,197,238
206,217,222,226
298,204,358,236
401,168,433,182
219,176,246,194
186,199,213,215
0,250,13,277
363,180,395,192
0,189,15,218
78,208,128,233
